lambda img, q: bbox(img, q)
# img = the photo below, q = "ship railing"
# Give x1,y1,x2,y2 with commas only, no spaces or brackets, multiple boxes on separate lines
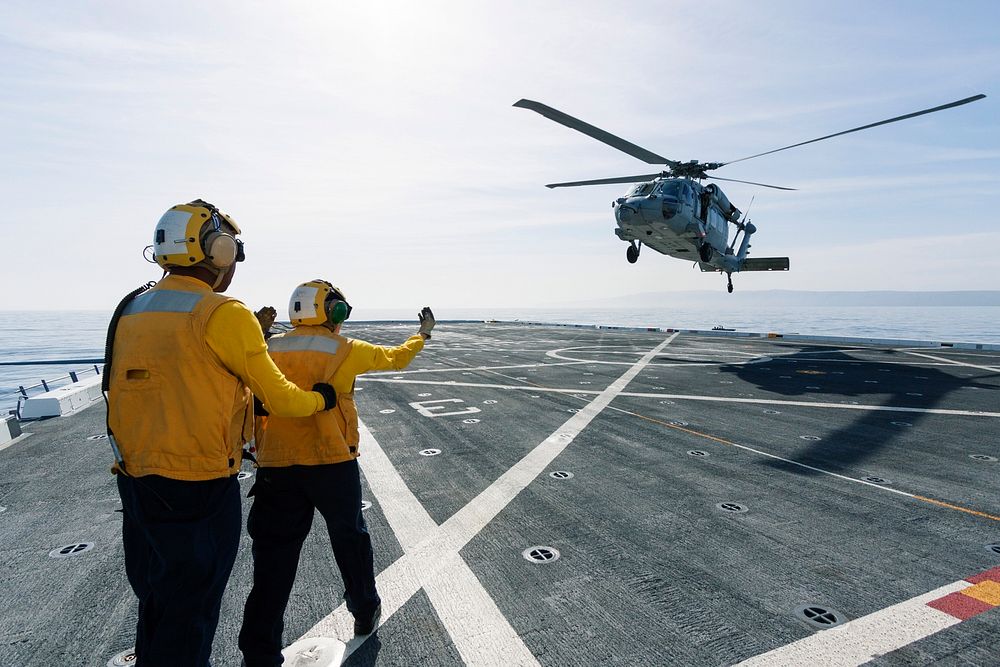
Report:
1,363,104,420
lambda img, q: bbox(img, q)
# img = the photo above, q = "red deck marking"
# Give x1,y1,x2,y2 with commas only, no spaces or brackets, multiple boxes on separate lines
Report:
927,591,994,620
965,566,1000,585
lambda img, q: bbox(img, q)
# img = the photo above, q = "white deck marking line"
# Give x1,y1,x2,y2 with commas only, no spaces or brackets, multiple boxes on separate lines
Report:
900,350,1000,373
367,360,589,376
356,378,1000,418
299,421,540,666
735,580,972,666
298,333,679,662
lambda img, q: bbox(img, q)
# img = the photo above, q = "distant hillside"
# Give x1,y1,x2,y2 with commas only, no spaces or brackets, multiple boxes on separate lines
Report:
563,290,1000,308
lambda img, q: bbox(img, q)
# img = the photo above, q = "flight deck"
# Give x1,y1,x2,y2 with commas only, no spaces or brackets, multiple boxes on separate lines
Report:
1,322,998,666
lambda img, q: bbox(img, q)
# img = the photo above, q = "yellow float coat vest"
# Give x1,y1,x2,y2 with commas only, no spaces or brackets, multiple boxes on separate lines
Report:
108,286,252,480
255,326,356,467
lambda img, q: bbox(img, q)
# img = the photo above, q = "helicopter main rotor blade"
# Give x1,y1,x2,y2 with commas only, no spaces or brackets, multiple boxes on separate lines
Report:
514,99,673,165
546,174,663,188
708,175,797,191
723,93,986,167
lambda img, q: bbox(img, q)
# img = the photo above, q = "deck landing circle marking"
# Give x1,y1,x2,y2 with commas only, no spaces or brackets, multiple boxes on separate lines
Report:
764,409,781,415
969,454,998,462
392,376,403,379
419,448,441,457
417,393,432,397
659,400,675,405
463,418,480,424
50,543,94,558
864,476,891,485
668,420,688,426
522,546,560,563
237,471,253,481
716,502,748,513
800,435,822,441
361,500,372,511
107,648,137,666
687,450,710,457
891,421,912,427
549,471,574,479
87,434,108,441
483,400,498,405
566,409,579,413
793,604,846,629
986,543,1000,555
379,409,395,414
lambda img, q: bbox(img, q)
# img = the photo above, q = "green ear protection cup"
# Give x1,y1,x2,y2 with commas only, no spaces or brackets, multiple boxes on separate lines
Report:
328,300,351,324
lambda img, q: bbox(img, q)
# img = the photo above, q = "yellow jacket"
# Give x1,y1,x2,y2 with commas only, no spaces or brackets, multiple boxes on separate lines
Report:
255,326,425,467
108,275,326,481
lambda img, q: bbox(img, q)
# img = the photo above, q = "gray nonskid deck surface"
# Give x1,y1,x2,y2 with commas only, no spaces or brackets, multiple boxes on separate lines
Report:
0,323,998,666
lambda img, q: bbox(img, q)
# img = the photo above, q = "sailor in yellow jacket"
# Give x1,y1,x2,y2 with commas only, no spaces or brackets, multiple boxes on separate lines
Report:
107,201,338,667
238,280,434,666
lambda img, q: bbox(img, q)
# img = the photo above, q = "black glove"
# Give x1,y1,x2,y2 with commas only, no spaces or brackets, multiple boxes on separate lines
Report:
313,382,337,411
254,306,277,339
253,395,269,417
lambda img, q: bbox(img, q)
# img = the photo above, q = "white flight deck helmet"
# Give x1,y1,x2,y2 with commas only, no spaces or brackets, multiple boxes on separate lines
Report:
152,199,244,270
289,280,352,327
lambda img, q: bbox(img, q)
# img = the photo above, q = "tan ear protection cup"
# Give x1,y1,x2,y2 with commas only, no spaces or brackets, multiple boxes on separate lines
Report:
203,231,238,268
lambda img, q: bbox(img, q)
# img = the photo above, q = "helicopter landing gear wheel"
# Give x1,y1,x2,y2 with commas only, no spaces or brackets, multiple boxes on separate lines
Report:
626,242,640,264
726,273,734,293
699,243,714,263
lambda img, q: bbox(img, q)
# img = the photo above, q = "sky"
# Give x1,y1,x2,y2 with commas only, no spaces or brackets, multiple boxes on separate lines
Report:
1,0,998,314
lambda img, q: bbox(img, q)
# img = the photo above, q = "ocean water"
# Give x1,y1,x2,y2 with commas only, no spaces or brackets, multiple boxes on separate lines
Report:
2,306,998,414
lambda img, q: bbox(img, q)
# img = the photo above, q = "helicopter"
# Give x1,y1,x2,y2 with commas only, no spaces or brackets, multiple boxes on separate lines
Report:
514,94,986,292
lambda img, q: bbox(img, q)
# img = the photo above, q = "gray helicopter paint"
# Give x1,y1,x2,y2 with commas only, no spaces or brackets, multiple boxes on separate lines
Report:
517,94,985,290
1,322,998,667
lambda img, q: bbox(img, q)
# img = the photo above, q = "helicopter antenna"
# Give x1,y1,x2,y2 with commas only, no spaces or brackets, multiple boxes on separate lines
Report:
740,195,755,223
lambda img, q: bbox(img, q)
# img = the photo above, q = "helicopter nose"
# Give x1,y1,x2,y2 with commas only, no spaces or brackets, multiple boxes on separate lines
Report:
615,204,636,224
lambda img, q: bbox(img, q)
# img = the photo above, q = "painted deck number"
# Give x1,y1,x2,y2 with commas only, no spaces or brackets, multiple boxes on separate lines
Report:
409,398,482,418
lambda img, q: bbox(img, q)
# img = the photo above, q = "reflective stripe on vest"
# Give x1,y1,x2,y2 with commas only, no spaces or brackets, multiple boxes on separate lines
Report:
123,289,203,315
268,335,341,355
256,329,355,467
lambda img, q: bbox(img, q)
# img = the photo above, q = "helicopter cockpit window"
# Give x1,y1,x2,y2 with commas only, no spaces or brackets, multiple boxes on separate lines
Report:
632,183,655,196
655,180,682,197
655,181,682,219
681,183,694,205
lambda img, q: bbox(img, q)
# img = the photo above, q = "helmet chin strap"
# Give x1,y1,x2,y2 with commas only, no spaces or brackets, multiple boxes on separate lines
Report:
210,265,228,290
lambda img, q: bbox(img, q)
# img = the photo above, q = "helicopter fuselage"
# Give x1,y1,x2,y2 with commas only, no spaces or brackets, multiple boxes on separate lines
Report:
613,177,749,273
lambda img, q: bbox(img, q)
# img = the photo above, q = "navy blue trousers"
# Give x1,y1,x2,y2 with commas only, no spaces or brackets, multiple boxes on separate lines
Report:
117,473,241,667
238,460,380,667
